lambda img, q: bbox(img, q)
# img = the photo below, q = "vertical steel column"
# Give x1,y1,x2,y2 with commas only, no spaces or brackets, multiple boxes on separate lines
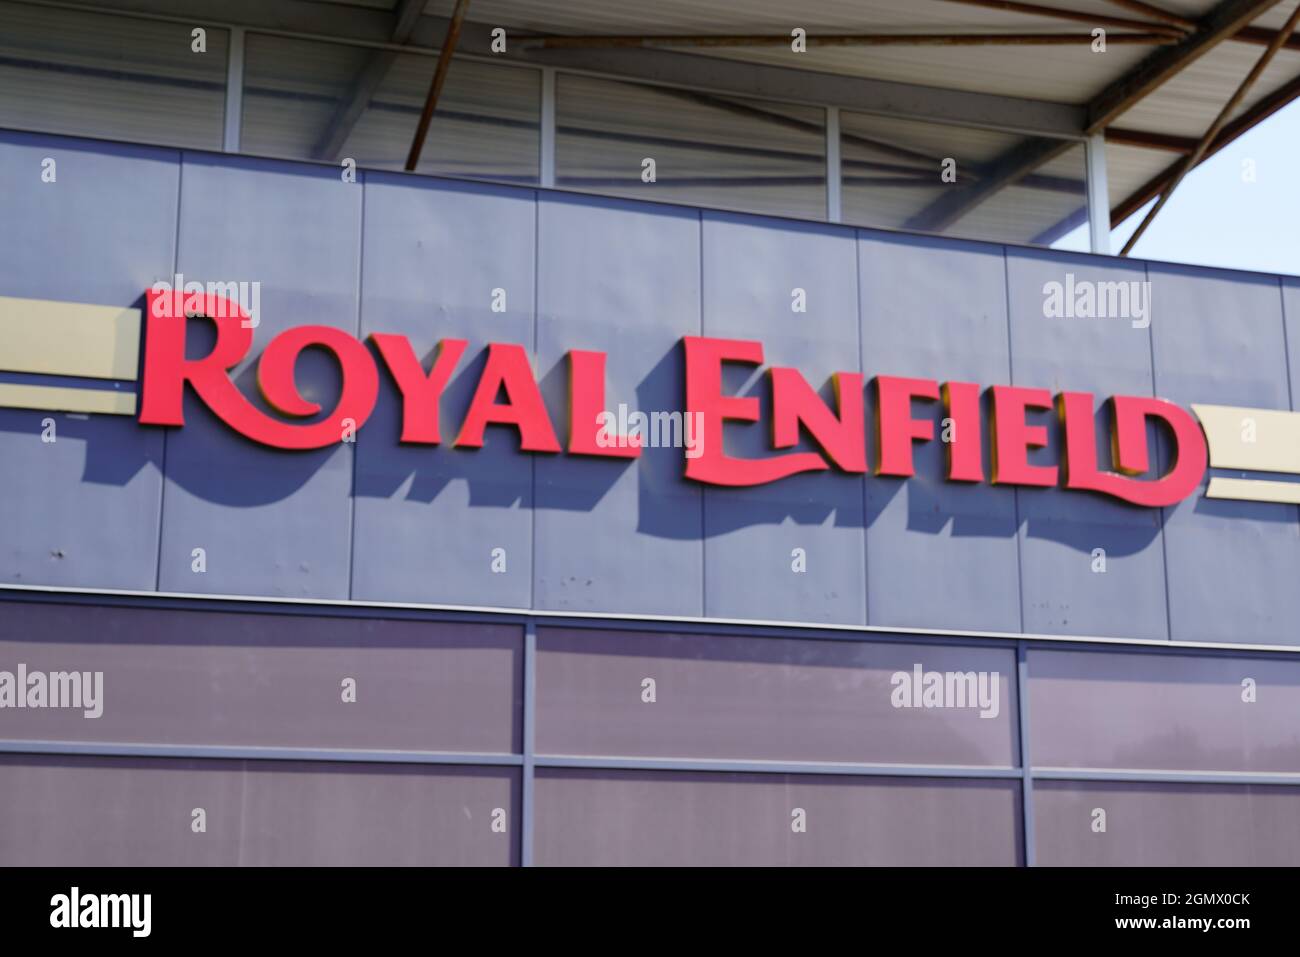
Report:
521,620,537,866
1085,132,1110,254
826,106,842,224
222,27,245,153
1016,641,1036,866
540,68,557,189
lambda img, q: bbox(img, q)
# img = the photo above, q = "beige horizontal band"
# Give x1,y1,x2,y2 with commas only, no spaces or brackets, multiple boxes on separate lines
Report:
1192,403,1300,474
0,295,141,380
1205,476,1300,505
0,383,136,416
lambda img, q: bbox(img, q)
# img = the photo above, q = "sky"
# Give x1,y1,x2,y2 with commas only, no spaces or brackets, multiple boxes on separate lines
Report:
1055,97,1300,276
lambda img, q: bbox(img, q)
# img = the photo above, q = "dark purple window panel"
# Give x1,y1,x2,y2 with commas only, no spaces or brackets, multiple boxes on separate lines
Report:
0,754,519,866
536,628,1018,766
534,769,1021,866
0,602,522,754
1035,780,1300,866
1028,649,1300,772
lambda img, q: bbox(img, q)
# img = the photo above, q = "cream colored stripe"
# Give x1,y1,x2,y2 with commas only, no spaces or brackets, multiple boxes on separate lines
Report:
0,383,136,415
0,295,141,380
1192,403,1300,474
1205,476,1300,505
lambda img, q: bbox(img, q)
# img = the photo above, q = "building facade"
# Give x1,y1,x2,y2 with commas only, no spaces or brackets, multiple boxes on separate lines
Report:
2,0,1300,867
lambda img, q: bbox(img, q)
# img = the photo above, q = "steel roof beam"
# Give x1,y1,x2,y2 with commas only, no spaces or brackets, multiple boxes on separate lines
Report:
1033,65,1300,244
518,33,1182,48
902,137,1076,231
1099,0,1199,30
405,0,473,171
1105,127,1198,151
900,0,1282,235
1119,1,1300,253
938,0,1188,34
1233,24,1300,50
1086,0,1285,133
422,19,1086,136
31,0,1088,135
311,0,426,161
1110,68,1300,226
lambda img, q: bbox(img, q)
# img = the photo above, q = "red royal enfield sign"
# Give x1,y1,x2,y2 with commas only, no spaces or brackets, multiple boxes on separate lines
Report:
131,289,1210,509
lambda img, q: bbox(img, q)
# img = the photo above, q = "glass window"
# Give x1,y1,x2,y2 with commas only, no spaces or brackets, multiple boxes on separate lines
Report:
841,111,1087,249
536,628,1018,767
0,754,519,866
1035,780,1300,866
240,34,540,183
535,769,1021,866
1028,649,1300,773
0,602,523,754
0,1,227,149
556,74,826,219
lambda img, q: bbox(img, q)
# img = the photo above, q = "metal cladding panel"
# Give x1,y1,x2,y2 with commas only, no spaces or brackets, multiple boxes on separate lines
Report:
534,769,1022,866
0,602,523,754
1006,250,1167,640
858,232,1020,633
1034,781,1300,867
352,174,536,607
700,212,865,624
0,132,172,589
1028,647,1300,773
1,134,1300,647
533,193,704,616
0,133,179,305
0,754,519,866
536,627,1018,765
156,154,363,599
1148,264,1300,645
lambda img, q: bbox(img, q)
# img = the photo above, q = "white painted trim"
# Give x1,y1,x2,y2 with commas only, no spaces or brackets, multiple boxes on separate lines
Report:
826,106,842,224
222,26,245,153
539,66,556,189
4,582,1300,656
1085,131,1110,254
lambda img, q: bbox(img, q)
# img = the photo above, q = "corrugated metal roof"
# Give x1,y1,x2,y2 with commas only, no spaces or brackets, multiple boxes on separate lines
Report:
1116,44,1300,136
1105,142,1180,210
458,0,1221,103
671,44,1154,105
452,0,1300,229
458,0,1218,34
8,0,1299,246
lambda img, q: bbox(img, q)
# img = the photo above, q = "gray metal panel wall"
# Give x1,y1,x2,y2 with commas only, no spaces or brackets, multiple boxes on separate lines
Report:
1148,264,1299,644
533,193,704,616
1006,250,1167,640
156,154,363,599
701,212,865,624
352,174,536,607
0,132,173,590
858,232,1020,633
2,130,1300,645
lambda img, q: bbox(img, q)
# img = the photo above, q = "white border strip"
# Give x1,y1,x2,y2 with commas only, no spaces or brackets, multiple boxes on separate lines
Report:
1033,766,1300,786
3,582,1299,655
